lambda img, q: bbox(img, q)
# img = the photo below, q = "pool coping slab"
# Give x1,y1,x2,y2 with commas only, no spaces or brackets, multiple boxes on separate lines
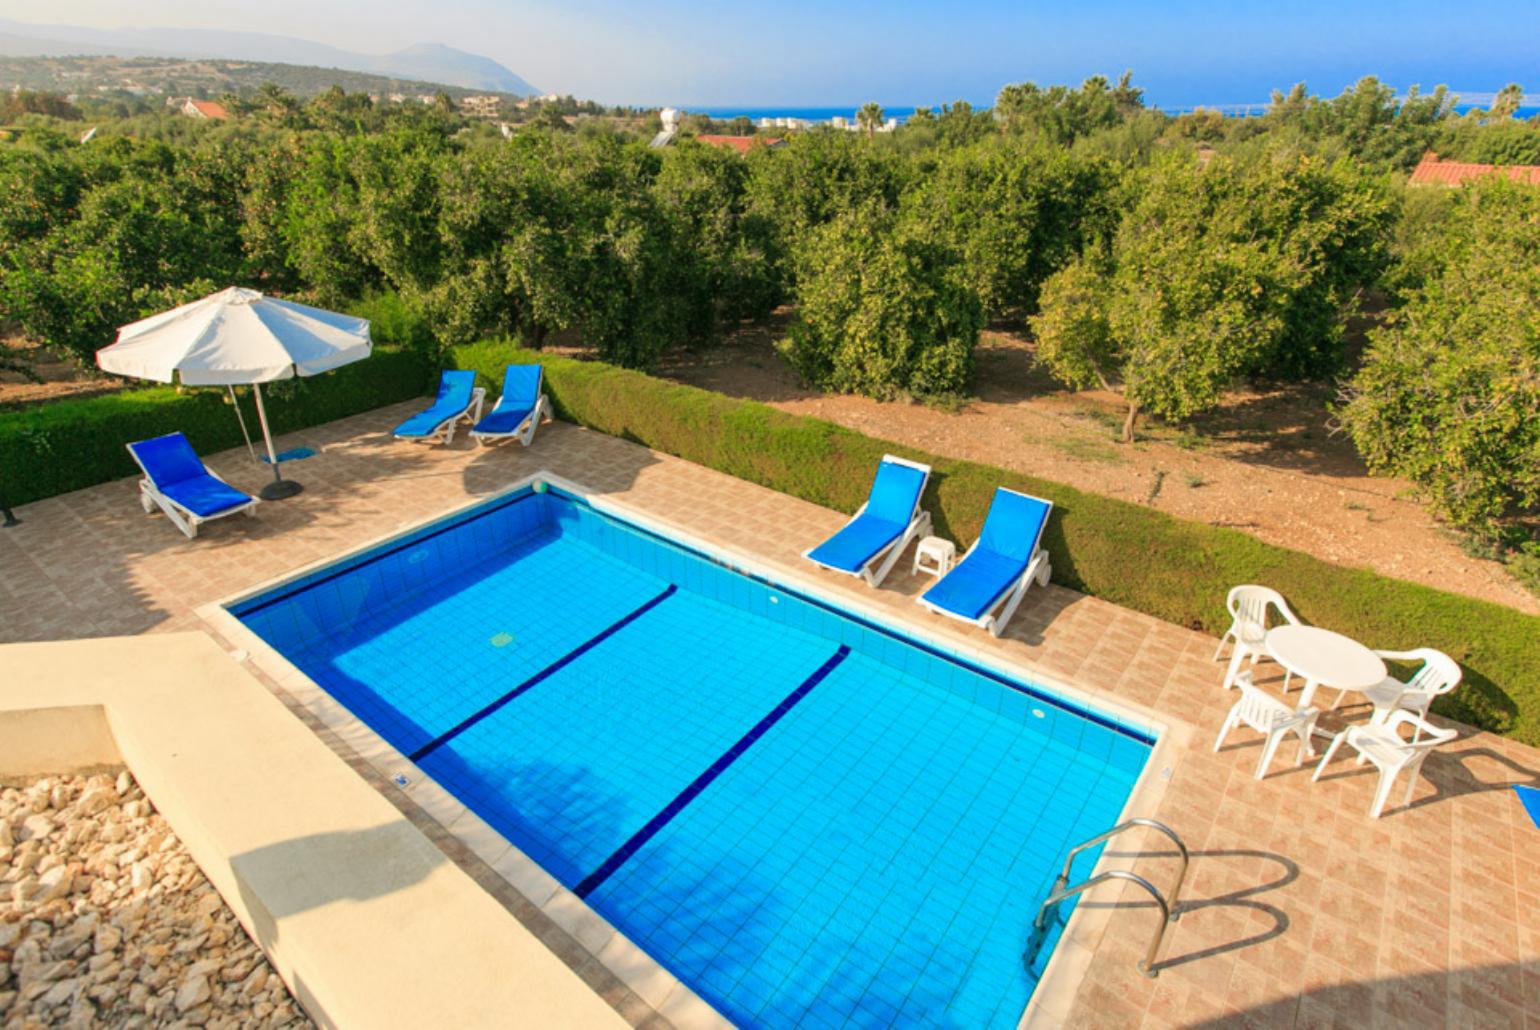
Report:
0,632,630,1030
199,469,1194,1030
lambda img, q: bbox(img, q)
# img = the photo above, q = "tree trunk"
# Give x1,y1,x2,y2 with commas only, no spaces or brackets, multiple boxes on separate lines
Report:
1121,400,1139,443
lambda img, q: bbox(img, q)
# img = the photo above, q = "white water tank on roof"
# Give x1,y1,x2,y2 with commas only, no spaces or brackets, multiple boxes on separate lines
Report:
660,107,681,129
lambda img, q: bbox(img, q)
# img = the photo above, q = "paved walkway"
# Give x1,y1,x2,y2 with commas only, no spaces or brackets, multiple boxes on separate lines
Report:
2,402,1536,1028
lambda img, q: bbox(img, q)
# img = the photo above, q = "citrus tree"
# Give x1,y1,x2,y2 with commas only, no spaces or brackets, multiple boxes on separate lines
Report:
1337,178,1540,541
1031,155,1299,440
782,203,982,399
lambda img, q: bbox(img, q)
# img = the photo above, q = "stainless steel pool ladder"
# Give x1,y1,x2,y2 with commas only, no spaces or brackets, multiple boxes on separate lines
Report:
1023,818,1189,979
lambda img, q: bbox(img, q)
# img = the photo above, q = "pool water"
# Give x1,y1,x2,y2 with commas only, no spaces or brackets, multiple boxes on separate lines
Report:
233,485,1152,1028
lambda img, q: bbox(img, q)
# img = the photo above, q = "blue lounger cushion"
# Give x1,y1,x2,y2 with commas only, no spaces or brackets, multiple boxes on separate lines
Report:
921,489,1051,619
472,365,542,435
1517,785,1540,829
807,459,927,572
128,433,253,518
394,370,478,438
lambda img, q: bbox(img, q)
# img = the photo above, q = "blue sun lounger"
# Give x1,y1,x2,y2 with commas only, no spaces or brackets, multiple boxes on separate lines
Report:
918,487,1053,637
392,370,484,445
126,432,259,539
804,455,932,587
470,365,550,447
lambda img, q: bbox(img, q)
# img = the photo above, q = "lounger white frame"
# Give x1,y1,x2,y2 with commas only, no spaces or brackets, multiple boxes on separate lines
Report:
400,387,486,446
127,446,259,540
470,392,551,447
916,487,1052,638
803,454,933,588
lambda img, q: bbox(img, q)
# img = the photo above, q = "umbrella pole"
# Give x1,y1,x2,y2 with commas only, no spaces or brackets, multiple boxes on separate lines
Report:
227,386,259,464
252,382,303,501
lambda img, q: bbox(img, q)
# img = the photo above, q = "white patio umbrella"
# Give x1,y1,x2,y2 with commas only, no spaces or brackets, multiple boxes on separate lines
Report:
96,286,372,500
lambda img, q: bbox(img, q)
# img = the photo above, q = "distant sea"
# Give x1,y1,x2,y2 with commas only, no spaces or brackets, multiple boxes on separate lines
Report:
691,106,916,124
689,102,1539,123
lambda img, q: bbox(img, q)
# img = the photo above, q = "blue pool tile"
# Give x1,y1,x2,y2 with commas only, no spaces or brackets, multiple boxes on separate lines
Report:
235,492,1150,1029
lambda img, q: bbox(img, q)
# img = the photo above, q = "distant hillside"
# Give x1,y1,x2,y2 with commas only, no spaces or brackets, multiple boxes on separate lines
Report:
0,17,536,95
0,54,524,103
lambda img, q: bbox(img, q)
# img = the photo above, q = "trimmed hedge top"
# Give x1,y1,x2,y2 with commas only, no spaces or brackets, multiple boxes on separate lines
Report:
0,348,433,505
453,339,1540,747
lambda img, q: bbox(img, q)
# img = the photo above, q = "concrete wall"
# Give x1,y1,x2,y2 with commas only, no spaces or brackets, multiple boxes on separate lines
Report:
0,633,624,1030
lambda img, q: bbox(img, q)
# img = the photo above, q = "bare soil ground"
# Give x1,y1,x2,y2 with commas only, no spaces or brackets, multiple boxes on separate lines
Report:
0,335,127,407
657,314,1540,615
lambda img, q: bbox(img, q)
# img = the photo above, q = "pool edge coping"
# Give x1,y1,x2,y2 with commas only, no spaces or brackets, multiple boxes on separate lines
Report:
198,468,1192,1030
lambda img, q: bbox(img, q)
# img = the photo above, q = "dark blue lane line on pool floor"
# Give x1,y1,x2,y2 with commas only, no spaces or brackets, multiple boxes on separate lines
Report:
408,584,679,762
574,643,852,899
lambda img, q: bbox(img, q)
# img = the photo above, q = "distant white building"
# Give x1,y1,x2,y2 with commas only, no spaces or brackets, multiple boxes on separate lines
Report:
461,95,502,118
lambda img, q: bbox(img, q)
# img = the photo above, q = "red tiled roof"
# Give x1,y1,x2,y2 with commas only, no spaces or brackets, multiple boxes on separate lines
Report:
184,99,231,121
694,134,784,155
1409,153,1540,186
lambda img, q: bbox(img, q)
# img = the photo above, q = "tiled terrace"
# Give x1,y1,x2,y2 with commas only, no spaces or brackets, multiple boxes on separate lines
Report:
2,401,1537,1028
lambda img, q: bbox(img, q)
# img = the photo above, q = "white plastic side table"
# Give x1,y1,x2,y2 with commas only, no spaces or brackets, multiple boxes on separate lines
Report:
913,535,957,579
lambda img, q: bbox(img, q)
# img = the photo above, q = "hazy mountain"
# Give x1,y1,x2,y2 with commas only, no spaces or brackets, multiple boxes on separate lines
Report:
0,17,537,95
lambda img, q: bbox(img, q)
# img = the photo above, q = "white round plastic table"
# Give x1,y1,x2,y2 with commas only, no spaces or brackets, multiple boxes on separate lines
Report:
1265,624,1386,709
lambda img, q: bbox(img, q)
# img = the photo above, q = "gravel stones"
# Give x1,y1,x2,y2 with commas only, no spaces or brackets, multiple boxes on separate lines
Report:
1,773,310,1028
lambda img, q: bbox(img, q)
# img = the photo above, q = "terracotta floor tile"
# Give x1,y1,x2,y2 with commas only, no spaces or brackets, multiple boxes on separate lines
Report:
3,403,1537,1027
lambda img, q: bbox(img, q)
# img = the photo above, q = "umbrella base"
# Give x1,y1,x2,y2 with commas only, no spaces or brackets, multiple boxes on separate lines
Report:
260,479,304,501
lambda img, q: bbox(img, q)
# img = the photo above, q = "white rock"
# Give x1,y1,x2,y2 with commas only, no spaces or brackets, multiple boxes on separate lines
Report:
11,839,40,873
115,772,132,795
93,924,122,953
40,976,80,1007
239,966,268,996
10,874,39,906
36,864,74,905
175,972,212,1012
68,993,97,1024
22,814,55,841
76,788,114,817
187,958,223,980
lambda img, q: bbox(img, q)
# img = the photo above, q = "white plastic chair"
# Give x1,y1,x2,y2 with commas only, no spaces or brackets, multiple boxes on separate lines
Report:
1215,585,1299,689
1213,672,1320,779
1311,709,1457,818
1358,648,1461,735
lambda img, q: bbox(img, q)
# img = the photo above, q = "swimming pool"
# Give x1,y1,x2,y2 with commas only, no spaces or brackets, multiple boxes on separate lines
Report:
230,481,1154,1027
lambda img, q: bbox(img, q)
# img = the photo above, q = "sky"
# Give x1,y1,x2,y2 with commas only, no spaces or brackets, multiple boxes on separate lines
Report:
5,0,1538,109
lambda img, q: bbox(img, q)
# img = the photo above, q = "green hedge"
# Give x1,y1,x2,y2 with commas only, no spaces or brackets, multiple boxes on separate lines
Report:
453,339,1540,746
0,347,434,505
